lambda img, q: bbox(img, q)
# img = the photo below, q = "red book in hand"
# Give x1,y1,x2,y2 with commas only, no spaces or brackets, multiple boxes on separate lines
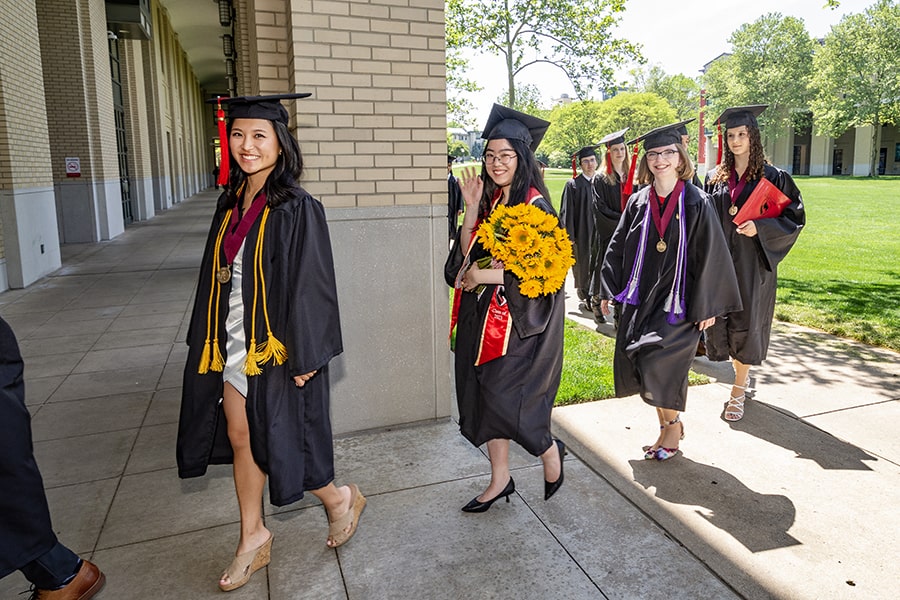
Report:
732,177,792,225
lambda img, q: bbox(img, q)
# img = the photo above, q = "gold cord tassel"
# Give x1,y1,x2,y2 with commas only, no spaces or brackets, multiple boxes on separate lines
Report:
254,208,289,367
243,338,264,375
199,211,232,374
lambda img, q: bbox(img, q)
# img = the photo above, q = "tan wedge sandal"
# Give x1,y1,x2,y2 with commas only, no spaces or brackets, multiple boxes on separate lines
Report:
327,484,366,548
219,533,273,592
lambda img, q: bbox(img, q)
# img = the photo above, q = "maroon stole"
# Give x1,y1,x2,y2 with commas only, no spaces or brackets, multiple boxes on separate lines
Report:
450,187,543,366
223,192,268,264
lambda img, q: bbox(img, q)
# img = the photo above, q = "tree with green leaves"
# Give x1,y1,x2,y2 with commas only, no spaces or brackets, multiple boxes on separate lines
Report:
630,65,700,122
445,0,641,109
497,83,548,118
702,13,814,138
811,0,900,176
446,51,480,129
540,93,676,161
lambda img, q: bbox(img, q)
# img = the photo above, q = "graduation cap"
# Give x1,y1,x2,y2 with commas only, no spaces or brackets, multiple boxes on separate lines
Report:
481,103,550,152
207,93,312,185
714,105,767,164
447,154,456,164
598,128,628,147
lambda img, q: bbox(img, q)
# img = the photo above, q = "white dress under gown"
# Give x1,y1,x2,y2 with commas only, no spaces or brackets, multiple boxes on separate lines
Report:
223,239,248,396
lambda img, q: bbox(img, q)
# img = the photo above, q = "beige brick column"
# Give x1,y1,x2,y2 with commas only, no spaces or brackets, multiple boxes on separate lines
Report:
231,0,451,433
120,38,156,221
0,0,61,289
36,0,124,242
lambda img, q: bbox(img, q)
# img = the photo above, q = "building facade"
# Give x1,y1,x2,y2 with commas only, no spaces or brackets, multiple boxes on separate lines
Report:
0,0,452,434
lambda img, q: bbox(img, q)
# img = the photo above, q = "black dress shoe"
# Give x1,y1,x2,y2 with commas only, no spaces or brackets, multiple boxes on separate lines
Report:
461,477,515,513
544,439,566,500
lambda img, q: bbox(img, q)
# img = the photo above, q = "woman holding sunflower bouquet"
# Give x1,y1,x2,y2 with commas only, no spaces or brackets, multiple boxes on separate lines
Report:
445,104,572,512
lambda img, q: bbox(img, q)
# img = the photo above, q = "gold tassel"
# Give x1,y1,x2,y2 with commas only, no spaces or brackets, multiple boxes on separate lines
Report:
257,334,287,366
210,339,225,372
243,339,263,376
198,342,211,374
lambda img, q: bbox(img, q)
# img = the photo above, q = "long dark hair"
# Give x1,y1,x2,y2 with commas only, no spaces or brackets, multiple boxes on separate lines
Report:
711,124,767,184
223,119,304,208
478,137,553,219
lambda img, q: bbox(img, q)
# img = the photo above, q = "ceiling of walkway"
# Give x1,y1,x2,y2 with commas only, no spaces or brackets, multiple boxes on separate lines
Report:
158,0,229,95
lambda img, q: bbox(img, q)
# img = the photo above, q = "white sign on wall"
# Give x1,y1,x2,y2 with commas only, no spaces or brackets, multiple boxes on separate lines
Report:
65,157,81,178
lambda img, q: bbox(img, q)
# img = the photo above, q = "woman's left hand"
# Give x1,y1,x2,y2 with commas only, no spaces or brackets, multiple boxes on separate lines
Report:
294,371,317,387
736,220,758,237
461,262,481,291
697,317,715,331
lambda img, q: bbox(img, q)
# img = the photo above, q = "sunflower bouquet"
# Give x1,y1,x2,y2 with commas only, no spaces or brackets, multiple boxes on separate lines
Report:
475,203,575,298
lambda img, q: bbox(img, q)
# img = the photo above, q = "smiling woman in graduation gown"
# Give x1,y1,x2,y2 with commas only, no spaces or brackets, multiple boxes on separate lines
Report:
703,105,805,422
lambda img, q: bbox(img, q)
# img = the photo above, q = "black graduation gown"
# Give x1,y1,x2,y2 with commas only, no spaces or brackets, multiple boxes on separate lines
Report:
601,183,742,410
445,198,564,456
448,172,464,239
703,164,805,365
560,174,597,293
588,174,625,297
178,187,343,507
0,317,58,578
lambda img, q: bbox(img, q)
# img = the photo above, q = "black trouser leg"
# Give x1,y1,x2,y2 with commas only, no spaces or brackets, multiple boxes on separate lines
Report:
20,543,81,590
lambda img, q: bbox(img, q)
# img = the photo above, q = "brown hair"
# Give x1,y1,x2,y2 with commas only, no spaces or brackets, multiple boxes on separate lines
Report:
636,144,694,185
710,124,767,184
601,148,630,186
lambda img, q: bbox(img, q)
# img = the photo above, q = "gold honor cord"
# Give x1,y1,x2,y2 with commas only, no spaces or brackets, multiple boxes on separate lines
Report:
242,207,288,375
198,209,233,374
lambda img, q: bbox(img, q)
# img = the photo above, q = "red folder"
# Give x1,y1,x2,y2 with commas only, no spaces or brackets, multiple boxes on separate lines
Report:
732,177,792,225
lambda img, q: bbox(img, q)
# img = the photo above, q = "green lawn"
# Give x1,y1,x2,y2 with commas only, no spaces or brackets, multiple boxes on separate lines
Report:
776,176,900,351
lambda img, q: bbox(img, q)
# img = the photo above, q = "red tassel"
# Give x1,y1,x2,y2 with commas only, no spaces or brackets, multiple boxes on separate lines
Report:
571,155,577,179
716,122,723,166
216,97,229,186
622,142,641,202
605,152,613,175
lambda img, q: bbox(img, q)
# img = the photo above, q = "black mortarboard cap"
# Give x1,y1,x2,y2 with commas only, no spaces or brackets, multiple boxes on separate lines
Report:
675,118,696,137
207,93,312,125
447,154,456,163
627,120,694,150
716,105,767,130
574,145,600,160
481,103,551,151
598,128,629,147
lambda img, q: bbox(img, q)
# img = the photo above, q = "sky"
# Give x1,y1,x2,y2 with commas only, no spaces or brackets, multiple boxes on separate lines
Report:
461,0,871,125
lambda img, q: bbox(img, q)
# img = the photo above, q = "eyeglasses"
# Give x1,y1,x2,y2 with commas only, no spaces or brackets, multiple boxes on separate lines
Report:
646,149,679,161
482,152,518,165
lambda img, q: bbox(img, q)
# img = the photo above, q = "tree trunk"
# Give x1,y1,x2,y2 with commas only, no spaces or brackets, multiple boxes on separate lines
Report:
870,120,882,178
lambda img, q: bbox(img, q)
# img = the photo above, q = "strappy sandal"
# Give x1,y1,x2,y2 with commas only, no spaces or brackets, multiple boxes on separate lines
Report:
327,484,366,548
219,533,273,592
724,381,749,422
643,425,664,459
655,416,684,461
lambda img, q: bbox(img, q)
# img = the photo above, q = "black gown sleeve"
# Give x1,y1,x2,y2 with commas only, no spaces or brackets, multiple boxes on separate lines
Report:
753,165,805,272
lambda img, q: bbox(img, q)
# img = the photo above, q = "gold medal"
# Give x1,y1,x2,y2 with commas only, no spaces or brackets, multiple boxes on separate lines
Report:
656,239,667,252
728,204,738,216
216,266,232,284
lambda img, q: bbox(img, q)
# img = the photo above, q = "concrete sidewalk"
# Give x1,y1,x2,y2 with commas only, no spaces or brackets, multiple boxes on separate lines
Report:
0,189,895,599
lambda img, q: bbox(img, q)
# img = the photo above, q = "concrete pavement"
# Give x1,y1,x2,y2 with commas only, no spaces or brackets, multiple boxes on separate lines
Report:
0,188,896,599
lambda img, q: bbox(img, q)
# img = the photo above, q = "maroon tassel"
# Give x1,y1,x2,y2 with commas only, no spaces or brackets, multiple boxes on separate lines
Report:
605,152,613,174
571,155,577,179
216,97,229,186
622,144,639,197
716,122,723,166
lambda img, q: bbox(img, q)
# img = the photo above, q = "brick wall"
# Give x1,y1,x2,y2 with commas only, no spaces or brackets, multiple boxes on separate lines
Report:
236,0,447,209
0,0,54,190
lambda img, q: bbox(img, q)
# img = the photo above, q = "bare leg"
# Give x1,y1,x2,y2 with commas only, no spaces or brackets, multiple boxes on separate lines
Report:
479,439,511,501
732,359,751,396
540,438,562,483
309,483,353,547
644,407,666,454
659,408,683,449
220,382,271,587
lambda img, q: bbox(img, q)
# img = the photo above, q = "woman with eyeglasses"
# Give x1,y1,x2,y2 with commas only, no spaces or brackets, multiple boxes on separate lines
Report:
444,104,566,511
703,105,805,422
599,121,741,461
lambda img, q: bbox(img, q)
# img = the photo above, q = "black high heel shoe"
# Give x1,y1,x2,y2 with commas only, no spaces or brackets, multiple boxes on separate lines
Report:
544,439,566,501
461,477,515,513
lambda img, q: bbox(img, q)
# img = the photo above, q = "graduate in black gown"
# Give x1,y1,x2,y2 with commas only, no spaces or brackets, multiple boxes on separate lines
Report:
560,145,600,309
0,317,105,600
447,153,464,242
704,105,805,421
178,94,365,591
445,104,566,511
588,128,630,326
600,122,741,460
